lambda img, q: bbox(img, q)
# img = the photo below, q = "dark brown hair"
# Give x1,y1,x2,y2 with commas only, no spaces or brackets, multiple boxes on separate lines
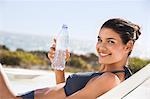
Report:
101,18,141,44
101,18,141,55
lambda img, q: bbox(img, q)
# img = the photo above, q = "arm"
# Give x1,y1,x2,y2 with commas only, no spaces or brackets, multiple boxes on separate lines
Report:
54,70,65,84
48,39,70,84
66,72,121,99
54,49,70,84
0,64,18,98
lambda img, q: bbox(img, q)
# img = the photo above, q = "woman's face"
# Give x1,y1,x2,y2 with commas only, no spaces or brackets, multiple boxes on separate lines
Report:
96,27,129,65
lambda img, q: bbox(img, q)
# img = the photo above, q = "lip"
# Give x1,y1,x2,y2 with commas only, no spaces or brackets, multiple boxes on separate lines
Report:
99,52,111,57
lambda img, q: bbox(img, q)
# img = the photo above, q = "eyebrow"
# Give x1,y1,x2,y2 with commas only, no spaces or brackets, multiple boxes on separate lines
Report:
97,36,117,40
107,38,117,40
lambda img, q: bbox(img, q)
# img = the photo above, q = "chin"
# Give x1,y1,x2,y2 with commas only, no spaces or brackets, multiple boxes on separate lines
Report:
98,60,107,64
98,59,112,65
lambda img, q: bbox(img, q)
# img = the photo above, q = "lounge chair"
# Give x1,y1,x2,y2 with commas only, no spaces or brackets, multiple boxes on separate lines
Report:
98,64,150,99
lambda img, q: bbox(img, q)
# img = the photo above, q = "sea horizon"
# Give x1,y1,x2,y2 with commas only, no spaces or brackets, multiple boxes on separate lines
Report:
0,31,150,59
0,31,97,55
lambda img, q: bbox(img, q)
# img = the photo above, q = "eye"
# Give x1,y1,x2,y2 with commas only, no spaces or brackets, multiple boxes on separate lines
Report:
98,38,102,42
108,40,115,44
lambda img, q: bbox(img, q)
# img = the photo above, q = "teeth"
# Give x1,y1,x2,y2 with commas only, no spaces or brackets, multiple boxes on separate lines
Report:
100,53,109,57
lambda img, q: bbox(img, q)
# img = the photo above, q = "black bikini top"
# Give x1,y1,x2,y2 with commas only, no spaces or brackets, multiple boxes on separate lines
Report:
64,66,132,96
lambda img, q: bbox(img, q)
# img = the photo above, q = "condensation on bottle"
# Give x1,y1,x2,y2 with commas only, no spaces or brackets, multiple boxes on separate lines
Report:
51,24,69,70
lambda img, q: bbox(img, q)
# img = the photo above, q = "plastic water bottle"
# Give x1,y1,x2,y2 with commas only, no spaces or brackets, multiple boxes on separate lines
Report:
51,24,69,70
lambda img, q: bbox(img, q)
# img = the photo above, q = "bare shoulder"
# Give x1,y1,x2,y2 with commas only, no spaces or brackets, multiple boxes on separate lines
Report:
93,72,121,89
100,72,121,84
82,72,121,98
66,72,122,99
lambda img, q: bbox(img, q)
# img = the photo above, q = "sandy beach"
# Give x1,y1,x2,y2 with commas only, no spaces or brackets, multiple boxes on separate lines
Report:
3,64,150,99
5,67,71,96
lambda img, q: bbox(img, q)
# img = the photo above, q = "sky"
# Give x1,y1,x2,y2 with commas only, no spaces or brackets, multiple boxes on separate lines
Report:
0,0,150,58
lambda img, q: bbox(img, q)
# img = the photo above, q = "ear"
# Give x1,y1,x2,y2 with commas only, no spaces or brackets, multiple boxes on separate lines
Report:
124,40,134,53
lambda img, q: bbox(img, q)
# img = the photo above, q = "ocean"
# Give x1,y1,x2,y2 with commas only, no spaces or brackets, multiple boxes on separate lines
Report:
0,32,150,59
0,32,96,55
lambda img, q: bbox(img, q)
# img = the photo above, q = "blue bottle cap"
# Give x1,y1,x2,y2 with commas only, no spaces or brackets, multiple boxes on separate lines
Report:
62,24,68,29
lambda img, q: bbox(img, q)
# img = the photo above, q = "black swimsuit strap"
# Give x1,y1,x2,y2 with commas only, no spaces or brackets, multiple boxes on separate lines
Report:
99,70,125,74
111,70,126,74
100,66,132,80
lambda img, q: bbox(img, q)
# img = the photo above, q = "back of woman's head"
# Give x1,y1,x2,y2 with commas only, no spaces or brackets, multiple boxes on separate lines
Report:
101,18,141,44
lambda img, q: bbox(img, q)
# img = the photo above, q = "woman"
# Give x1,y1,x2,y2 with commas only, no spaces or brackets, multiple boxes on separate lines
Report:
0,18,141,99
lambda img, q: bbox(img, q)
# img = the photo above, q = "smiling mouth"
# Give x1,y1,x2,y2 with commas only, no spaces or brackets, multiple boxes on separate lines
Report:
99,53,111,57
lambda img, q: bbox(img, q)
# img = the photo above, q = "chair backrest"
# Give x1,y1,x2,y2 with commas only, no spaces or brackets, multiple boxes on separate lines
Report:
98,64,150,99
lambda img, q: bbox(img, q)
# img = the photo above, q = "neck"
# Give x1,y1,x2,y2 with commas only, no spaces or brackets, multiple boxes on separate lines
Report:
100,58,128,72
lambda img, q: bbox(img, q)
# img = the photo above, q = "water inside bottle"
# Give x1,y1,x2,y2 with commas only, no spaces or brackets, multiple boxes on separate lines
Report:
51,24,69,70
52,50,66,70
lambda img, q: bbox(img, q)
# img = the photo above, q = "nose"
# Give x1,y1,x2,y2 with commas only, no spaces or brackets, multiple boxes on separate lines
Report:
96,42,107,52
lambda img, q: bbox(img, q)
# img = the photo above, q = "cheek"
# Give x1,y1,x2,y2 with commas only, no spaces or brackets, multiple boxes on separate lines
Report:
96,43,99,52
111,44,124,53
111,47,125,59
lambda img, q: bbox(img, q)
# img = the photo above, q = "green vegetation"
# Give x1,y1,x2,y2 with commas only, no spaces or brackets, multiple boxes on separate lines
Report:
0,45,150,73
0,50,47,66
128,57,150,73
0,45,48,68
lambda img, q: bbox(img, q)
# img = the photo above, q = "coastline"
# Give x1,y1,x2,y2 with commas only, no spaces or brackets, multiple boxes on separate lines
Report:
1,44,150,74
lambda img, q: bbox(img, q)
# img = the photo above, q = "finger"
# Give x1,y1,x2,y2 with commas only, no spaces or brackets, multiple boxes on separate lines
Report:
48,46,56,61
66,51,70,58
48,55,54,62
50,42,56,48
48,52,55,58
66,53,70,61
50,46,56,51
48,51,55,60
51,38,56,45
66,49,70,62
53,38,56,43
49,47,55,54
50,38,56,48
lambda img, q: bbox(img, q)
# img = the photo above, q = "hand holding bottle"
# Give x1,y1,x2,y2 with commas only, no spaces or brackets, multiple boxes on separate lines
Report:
48,24,70,70
48,39,70,64
48,38,70,83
